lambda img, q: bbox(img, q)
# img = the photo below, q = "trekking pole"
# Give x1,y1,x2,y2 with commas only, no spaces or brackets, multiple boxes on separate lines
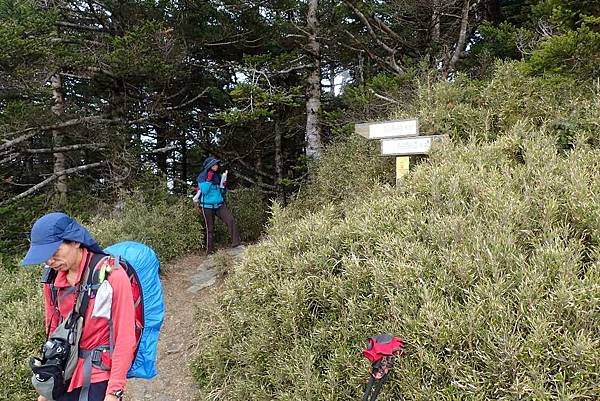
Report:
361,376,375,401
361,334,405,401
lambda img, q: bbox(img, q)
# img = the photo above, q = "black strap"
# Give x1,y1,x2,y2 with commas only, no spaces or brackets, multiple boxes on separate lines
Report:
369,374,389,401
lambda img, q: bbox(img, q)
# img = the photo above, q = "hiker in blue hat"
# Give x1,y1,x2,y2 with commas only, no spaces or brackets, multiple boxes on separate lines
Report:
195,156,242,254
22,212,136,401
21,212,104,266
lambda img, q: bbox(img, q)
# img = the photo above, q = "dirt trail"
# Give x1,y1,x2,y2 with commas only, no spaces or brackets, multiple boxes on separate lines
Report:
124,248,243,401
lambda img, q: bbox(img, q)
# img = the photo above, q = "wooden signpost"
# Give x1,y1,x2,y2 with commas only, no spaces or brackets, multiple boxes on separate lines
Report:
355,118,448,185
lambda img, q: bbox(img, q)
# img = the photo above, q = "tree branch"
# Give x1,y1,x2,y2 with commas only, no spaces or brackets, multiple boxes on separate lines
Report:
0,161,107,205
165,88,209,111
56,21,110,33
145,145,178,154
0,153,18,165
343,30,403,75
0,132,39,152
445,0,470,78
24,143,107,154
234,170,278,190
275,64,311,74
1,115,120,152
369,89,400,104
343,0,404,74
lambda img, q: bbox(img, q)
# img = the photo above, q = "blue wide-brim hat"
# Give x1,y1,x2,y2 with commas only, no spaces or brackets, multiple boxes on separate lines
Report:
21,212,104,265
202,157,220,171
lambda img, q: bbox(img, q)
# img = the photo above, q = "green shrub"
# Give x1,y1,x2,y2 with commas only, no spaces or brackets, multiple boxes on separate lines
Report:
89,192,204,262
194,132,600,400
0,196,47,258
0,258,44,401
524,25,600,78
287,134,394,218
214,188,268,244
395,61,600,145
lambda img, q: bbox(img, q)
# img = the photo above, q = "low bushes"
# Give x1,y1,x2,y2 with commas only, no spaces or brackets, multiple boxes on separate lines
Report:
89,193,204,262
194,132,600,400
400,62,599,146
214,188,269,244
0,259,43,401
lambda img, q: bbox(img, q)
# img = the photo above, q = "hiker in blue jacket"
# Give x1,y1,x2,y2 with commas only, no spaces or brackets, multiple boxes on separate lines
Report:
196,156,241,254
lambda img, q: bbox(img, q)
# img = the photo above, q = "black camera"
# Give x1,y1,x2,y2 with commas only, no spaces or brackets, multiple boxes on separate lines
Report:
42,338,70,367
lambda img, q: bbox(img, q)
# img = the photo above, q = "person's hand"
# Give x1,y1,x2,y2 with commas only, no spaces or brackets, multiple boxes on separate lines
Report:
104,394,120,401
207,171,214,181
37,396,48,401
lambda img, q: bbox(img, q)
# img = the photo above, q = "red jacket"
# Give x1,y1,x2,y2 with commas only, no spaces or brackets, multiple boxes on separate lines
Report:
43,248,136,395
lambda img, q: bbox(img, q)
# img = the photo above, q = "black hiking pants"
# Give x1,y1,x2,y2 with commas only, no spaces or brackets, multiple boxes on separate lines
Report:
201,205,241,254
57,381,107,401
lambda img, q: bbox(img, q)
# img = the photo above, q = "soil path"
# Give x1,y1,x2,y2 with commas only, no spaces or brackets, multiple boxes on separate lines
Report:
124,247,244,401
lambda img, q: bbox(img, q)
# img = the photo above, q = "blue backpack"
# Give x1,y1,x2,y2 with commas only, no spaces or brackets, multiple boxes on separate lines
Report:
104,241,164,378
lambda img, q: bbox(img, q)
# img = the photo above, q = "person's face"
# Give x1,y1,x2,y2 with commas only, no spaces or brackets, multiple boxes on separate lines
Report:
211,164,219,172
46,242,82,272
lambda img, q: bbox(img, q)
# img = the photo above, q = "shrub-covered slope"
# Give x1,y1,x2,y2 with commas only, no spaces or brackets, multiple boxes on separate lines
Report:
196,130,600,400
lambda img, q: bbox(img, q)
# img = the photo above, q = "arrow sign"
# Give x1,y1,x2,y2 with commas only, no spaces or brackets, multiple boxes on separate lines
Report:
381,135,447,156
355,119,418,139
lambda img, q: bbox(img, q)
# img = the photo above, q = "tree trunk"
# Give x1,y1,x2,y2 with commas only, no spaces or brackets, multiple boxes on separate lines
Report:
155,120,168,176
255,154,263,186
51,73,67,207
274,117,283,202
357,51,365,85
108,80,129,203
443,0,470,79
305,0,322,159
432,0,441,44
178,128,188,194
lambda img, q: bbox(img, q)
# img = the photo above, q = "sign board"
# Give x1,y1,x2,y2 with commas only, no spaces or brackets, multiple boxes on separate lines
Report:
355,119,418,139
381,135,447,156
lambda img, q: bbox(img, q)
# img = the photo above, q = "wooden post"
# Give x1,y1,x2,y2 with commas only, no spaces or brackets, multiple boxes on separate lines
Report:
396,156,410,185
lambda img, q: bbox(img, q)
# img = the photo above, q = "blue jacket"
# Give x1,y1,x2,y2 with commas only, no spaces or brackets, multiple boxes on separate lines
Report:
198,181,225,208
197,156,225,209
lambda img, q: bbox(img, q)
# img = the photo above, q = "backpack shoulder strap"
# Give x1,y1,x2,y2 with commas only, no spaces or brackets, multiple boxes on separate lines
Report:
75,252,108,320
